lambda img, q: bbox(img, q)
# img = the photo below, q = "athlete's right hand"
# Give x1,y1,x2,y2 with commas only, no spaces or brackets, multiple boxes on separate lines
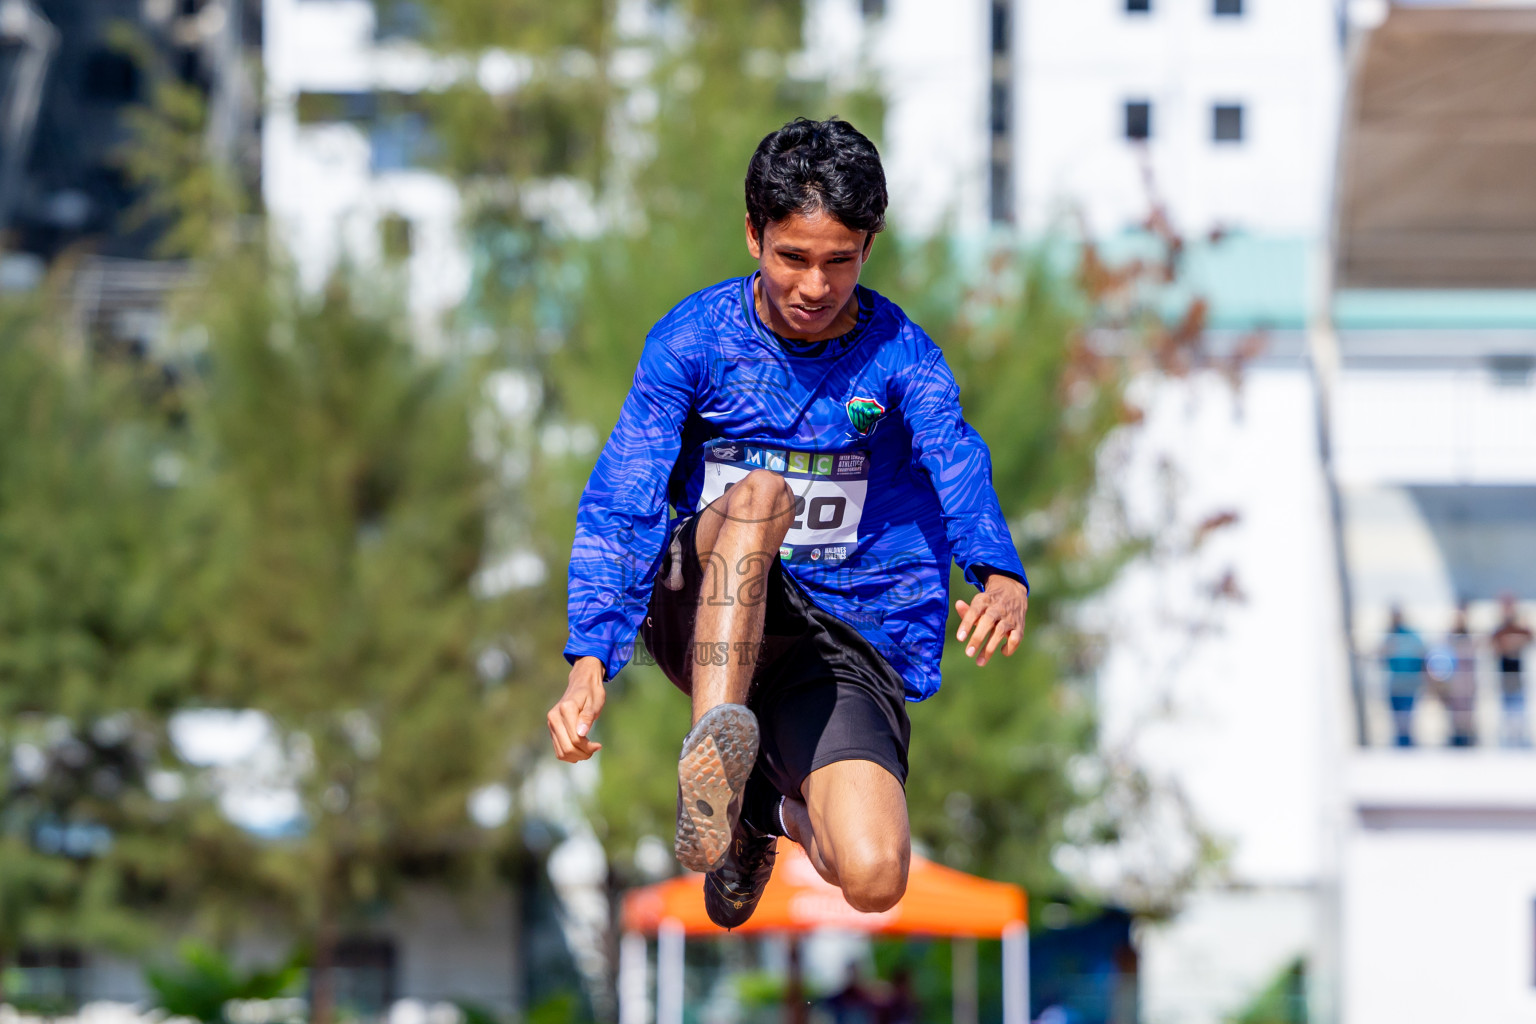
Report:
548,657,606,762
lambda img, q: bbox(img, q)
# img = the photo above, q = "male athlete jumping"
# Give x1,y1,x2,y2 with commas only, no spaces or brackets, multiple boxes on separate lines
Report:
548,118,1029,926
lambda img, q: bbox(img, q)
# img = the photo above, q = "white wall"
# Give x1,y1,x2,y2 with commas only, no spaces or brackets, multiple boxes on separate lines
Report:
388,887,519,1008
1096,366,1334,887
1017,0,1341,238
869,0,993,236
1344,830,1536,1024
1334,366,1536,487
1139,887,1316,1024
1342,753,1536,1024
1090,366,1340,1021
261,0,471,337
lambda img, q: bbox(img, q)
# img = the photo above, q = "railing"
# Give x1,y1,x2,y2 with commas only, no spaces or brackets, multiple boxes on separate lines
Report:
1359,651,1530,749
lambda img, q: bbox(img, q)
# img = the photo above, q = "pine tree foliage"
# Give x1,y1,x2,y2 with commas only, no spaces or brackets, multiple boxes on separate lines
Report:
0,298,247,992
110,54,561,1010
172,260,525,1021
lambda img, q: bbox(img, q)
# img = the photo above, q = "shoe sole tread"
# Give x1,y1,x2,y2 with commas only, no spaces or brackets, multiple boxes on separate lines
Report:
675,704,758,873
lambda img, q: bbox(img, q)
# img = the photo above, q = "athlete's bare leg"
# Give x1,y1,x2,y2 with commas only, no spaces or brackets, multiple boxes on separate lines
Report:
688,469,795,723
782,759,910,913
671,469,796,872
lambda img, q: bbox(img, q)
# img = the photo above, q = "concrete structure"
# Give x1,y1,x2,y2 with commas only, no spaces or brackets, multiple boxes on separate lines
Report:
1326,7,1536,1022
34,886,527,1014
767,3,1350,1021
852,0,1343,241
1,0,252,350
1340,755,1536,1023
928,2,1346,1022
1013,0,1342,240
261,0,472,343
874,3,1535,1023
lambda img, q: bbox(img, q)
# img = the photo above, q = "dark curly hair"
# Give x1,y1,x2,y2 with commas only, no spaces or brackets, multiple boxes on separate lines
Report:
744,117,888,239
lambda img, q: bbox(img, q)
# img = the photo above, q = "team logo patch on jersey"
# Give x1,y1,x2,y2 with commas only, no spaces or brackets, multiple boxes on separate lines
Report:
845,396,886,435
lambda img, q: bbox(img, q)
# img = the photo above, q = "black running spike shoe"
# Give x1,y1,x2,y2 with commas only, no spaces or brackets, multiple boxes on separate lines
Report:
674,703,760,873
704,821,779,929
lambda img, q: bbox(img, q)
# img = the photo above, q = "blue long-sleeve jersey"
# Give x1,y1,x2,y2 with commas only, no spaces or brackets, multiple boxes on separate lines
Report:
564,274,1027,701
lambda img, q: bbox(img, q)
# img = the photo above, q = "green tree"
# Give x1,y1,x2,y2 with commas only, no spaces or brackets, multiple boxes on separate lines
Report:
174,259,527,1024
0,297,248,1001
145,942,302,1024
1233,958,1307,1024
115,41,566,1018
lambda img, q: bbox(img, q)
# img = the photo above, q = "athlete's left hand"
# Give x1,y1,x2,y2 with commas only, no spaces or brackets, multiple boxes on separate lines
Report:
955,573,1029,667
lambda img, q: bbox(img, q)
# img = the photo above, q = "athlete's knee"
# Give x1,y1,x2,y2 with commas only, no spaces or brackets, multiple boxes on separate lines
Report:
837,841,909,913
723,469,794,527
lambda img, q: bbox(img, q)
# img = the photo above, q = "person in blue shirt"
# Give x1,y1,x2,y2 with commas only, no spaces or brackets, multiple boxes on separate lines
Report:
1381,606,1426,747
546,118,1030,927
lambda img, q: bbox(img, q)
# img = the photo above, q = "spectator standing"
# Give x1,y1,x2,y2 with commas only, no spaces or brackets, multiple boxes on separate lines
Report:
877,968,918,1024
1427,604,1479,747
1381,606,1426,747
1492,593,1534,748
820,965,880,1024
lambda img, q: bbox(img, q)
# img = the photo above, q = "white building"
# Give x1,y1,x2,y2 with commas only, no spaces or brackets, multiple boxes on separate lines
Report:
872,2,1348,1021
261,0,472,342
1327,5,1536,1023
1012,0,1342,241
859,0,1342,241
948,2,1536,1022
874,3,1528,1024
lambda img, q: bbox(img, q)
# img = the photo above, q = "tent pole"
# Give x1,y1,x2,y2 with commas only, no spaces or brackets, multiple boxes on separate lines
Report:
785,935,807,1024
657,919,684,1024
953,937,978,1024
1003,921,1028,1024
619,931,649,1024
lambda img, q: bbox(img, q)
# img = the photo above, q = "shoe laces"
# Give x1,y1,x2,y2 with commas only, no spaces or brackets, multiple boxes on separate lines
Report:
722,830,776,889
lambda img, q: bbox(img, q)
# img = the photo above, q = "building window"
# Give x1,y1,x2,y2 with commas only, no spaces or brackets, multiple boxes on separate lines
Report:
16,947,84,1010
990,81,1010,136
989,0,1014,223
1213,103,1244,142
371,111,437,172
295,92,376,125
1490,355,1534,387
81,51,140,102
861,0,886,16
380,214,413,260
374,0,431,39
1124,101,1152,141
1214,0,1243,15
315,938,396,1017
1126,0,1151,12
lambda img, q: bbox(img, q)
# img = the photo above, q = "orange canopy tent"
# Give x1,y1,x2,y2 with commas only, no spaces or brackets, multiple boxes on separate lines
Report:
623,837,1026,937
617,839,1029,1024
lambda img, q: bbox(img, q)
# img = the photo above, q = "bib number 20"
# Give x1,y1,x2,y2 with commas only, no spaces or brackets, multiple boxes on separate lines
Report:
721,483,848,532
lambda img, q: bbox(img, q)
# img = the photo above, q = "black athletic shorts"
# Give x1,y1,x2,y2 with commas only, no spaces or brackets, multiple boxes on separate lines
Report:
638,513,911,800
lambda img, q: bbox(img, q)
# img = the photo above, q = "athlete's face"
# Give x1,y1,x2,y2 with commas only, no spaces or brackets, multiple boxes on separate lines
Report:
746,209,875,340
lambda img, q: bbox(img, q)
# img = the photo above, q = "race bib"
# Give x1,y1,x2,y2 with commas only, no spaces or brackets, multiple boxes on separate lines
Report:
698,441,869,565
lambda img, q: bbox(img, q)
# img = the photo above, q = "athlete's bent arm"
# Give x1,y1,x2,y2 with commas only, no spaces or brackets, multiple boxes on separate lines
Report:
552,331,697,759
900,343,1031,666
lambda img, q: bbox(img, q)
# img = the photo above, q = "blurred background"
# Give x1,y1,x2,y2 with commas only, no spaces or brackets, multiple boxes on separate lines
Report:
0,0,1533,1022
